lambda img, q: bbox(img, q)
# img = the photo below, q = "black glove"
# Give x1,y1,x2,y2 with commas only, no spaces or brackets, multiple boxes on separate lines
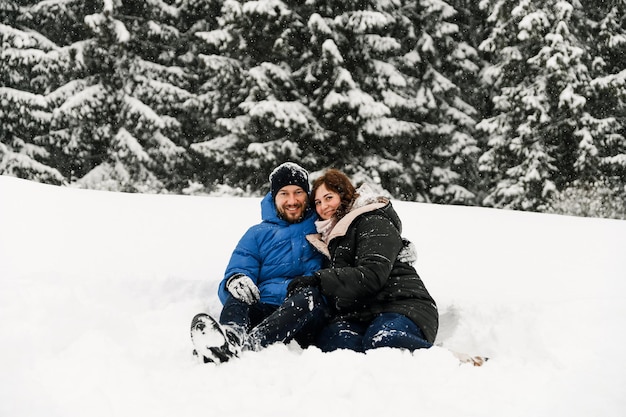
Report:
287,275,320,297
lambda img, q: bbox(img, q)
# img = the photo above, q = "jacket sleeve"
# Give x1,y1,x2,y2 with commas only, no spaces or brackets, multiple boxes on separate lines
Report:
317,213,403,300
218,227,262,303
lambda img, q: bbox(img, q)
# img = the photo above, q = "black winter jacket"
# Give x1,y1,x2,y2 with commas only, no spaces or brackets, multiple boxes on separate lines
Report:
307,201,439,343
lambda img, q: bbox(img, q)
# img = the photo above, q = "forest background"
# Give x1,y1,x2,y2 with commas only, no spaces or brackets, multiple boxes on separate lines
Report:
1,0,625,218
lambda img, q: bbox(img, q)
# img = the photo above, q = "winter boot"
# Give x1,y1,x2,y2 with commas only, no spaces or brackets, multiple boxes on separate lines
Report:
190,313,243,363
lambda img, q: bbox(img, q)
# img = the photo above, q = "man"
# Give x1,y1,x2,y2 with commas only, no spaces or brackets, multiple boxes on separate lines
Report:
190,162,326,363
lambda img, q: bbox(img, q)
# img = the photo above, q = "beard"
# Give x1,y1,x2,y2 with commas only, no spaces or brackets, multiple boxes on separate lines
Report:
277,203,305,223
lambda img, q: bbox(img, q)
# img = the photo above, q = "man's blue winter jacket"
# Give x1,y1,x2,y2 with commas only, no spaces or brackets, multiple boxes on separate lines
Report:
218,193,323,306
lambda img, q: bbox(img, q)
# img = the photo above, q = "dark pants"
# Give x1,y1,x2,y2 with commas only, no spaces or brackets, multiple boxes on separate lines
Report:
316,312,432,353
219,287,329,350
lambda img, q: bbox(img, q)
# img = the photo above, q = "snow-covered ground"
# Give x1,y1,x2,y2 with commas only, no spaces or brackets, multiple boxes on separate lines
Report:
1,175,625,417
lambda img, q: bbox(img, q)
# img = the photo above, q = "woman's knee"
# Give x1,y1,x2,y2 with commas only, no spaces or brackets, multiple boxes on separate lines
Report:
363,313,431,351
316,320,365,353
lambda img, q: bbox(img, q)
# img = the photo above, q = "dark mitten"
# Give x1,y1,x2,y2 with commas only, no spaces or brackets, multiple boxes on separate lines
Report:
287,275,320,297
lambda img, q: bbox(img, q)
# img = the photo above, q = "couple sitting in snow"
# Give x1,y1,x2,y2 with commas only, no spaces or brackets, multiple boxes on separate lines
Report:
191,162,438,363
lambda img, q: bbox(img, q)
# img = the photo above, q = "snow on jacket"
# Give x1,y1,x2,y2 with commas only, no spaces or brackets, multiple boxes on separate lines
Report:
307,200,439,343
218,192,323,306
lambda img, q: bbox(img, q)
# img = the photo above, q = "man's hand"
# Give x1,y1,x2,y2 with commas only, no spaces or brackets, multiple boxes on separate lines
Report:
226,274,260,305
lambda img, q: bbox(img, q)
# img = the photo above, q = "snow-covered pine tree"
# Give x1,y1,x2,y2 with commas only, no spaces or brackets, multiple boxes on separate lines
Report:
299,0,481,203
394,0,482,203
0,0,25,26
180,0,247,190
0,87,67,184
41,0,191,193
540,0,626,218
25,0,95,46
300,5,402,189
478,0,595,211
477,0,625,212
189,0,326,193
178,0,222,34
576,0,626,190
0,7,70,185
116,0,195,190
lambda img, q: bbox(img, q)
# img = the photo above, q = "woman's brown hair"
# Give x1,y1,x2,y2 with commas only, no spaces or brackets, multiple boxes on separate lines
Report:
310,169,358,220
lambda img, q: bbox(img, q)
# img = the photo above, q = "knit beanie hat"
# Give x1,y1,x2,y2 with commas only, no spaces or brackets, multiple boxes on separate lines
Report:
269,162,310,198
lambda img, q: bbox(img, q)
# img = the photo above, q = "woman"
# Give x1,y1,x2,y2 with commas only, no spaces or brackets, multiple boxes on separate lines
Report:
288,169,438,352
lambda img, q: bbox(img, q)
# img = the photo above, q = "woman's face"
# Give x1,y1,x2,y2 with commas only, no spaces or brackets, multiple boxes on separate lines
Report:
314,183,342,220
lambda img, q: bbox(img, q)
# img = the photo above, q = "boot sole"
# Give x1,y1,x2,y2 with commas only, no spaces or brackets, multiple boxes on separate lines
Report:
190,313,230,363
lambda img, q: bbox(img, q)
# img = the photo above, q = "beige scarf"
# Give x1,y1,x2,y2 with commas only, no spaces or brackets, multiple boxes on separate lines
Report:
314,217,337,243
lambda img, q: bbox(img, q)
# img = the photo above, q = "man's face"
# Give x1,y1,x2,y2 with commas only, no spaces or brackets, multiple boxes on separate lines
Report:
275,185,308,223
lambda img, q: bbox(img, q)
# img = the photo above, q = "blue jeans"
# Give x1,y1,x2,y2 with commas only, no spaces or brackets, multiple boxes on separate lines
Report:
316,312,432,353
219,287,329,349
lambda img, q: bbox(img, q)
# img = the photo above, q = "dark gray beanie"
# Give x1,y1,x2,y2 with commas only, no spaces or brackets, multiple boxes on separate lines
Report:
269,162,310,197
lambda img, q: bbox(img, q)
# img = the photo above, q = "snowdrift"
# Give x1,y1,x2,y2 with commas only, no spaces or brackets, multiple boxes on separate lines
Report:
1,175,625,417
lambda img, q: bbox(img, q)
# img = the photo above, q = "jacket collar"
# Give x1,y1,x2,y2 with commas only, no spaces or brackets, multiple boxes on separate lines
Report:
306,201,387,259
326,201,387,242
